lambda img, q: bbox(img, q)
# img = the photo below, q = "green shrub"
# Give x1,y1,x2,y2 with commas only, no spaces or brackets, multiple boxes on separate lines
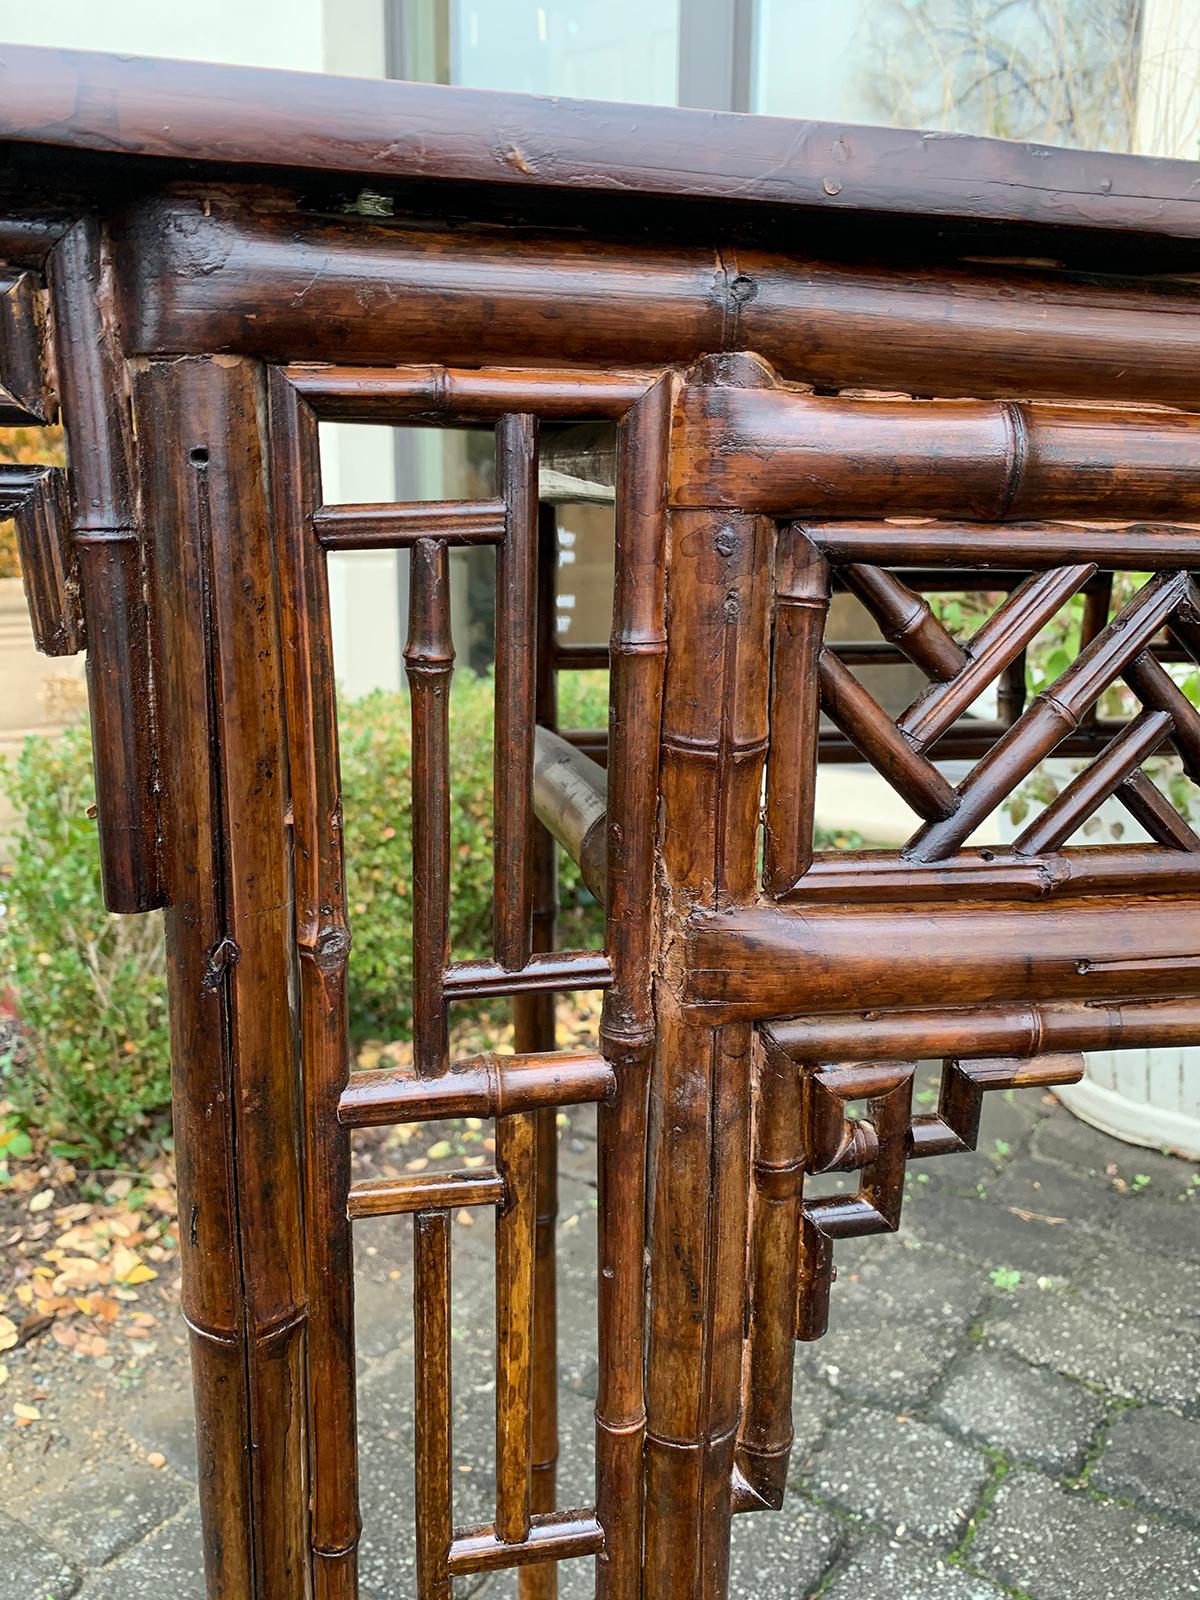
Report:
0,724,171,1162
340,670,607,1040
0,670,611,1159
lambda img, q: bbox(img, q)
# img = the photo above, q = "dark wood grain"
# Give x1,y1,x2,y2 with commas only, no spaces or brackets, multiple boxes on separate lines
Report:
405,537,454,1078
3,464,80,654
679,379,1200,520
268,369,360,1596
9,44,1200,241
114,196,1200,405
136,355,308,1599
15,55,1200,1600
49,216,162,912
0,268,55,423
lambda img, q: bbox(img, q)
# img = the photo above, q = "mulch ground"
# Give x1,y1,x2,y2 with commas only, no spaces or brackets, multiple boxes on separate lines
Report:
0,991,603,1428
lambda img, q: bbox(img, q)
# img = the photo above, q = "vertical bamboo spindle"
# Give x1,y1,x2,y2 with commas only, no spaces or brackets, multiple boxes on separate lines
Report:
764,527,830,894
495,413,540,970
496,1110,537,1543
1080,573,1114,726
408,540,456,1600
515,502,562,1600
135,357,309,1599
415,1210,454,1600
268,370,360,1597
596,375,674,1600
406,538,454,1077
644,368,773,1597
47,216,163,913
735,1031,806,1506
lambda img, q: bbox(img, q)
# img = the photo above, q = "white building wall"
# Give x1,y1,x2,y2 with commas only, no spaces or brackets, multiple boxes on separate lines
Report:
0,0,404,698
0,0,325,68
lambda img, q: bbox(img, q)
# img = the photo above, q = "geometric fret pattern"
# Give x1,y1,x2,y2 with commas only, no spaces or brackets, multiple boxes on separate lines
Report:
786,538,1200,871
748,520,1200,1342
778,1048,1087,1342
14,214,1200,1600
16,49,1200,1600
273,371,616,1598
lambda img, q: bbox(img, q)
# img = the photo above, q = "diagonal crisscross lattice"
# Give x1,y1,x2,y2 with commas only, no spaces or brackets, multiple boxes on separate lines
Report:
798,548,1200,864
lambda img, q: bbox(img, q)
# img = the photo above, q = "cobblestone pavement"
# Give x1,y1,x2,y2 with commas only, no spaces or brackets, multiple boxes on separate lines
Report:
2,1070,1199,1599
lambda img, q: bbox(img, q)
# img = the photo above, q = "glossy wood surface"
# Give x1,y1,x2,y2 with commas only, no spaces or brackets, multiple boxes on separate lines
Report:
111,196,1200,404
6,44,1200,242
7,47,1200,1600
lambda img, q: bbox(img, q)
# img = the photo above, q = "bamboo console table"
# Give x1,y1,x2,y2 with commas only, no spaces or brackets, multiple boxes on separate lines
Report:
3,43,1200,1600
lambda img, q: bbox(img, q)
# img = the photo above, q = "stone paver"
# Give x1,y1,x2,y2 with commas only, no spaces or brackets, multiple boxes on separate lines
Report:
3,1095,1199,1598
798,1322,961,1410
797,1242,986,1407
902,1181,1096,1283
821,1536,1007,1600
788,1371,844,1467
807,1410,993,1549
29,1459,189,1569
117,1366,200,1483
1094,1405,1200,1528
988,1156,1123,1230
971,1470,1200,1599
0,1510,80,1600
1032,1112,1200,1202
727,1499,842,1600
1077,1233,1200,1328
1107,1189,1200,1266
985,1281,1200,1411
932,1349,1105,1475
74,1508,204,1600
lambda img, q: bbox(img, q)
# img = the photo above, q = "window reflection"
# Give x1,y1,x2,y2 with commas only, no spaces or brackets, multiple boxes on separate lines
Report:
753,0,1198,158
452,0,680,104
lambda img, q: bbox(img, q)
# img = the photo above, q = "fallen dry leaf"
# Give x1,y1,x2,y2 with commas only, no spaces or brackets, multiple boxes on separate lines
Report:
1007,1206,1068,1226
28,1189,55,1213
109,1245,138,1280
13,1402,40,1421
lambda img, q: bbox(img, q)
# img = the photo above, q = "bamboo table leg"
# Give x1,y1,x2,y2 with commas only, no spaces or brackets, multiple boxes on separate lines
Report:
135,355,311,1599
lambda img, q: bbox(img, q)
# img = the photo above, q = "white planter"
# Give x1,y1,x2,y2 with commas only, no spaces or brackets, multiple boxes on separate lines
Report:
995,758,1200,1158
1056,1050,1200,1160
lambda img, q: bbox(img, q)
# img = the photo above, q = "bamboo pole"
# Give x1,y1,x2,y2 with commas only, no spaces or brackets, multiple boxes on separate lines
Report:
643,355,775,1598
515,502,564,1600
683,891,1200,1021
595,374,675,1600
48,216,162,912
532,728,608,901
808,519,1200,568
909,571,1190,862
495,413,540,970
1014,709,1172,855
763,528,829,895
414,1211,453,1600
898,564,1094,753
734,1031,804,1508
767,993,1200,1064
678,380,1200,520
136,356,309,1598
315,497,507,548
406,538,454,1078
268,369,360,1596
